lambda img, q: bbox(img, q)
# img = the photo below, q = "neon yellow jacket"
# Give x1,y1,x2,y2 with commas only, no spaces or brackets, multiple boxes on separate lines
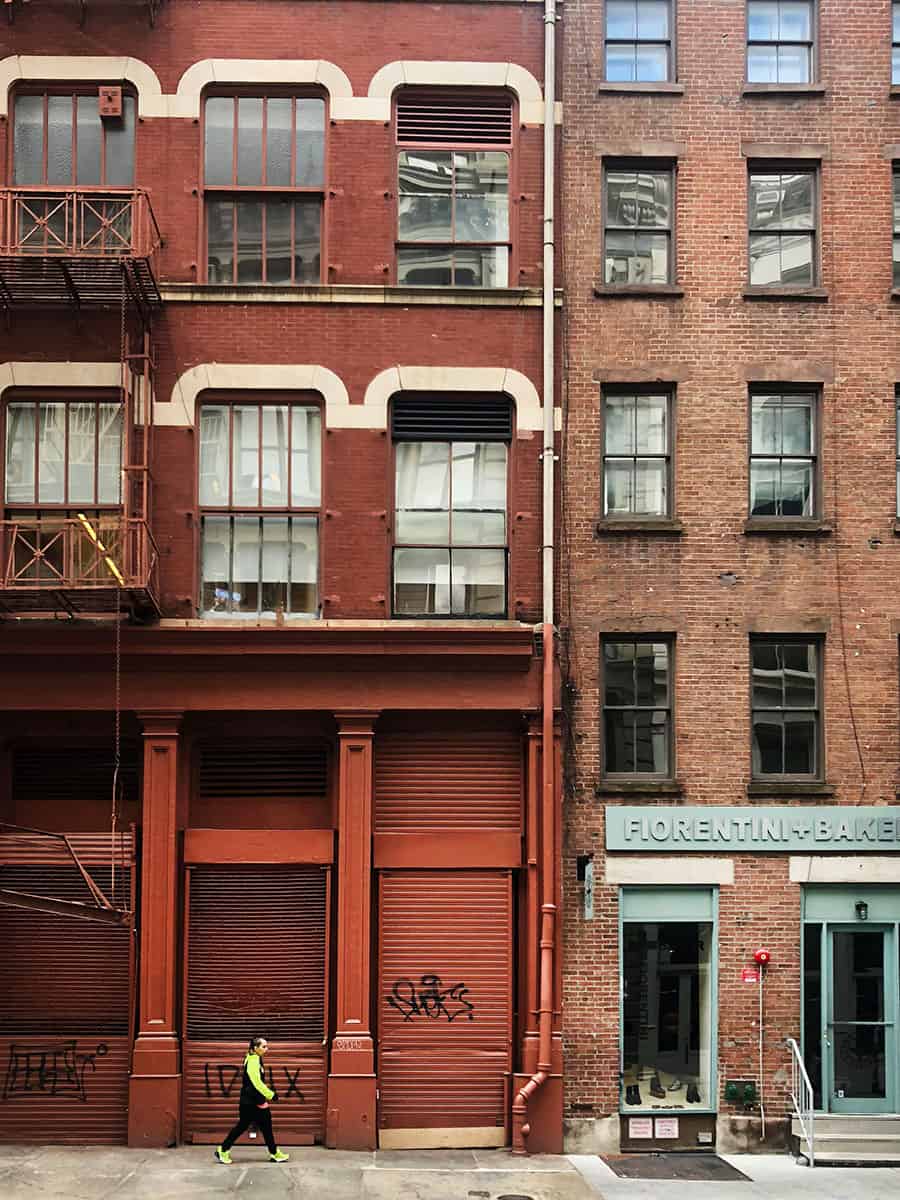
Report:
241,1052,275,1103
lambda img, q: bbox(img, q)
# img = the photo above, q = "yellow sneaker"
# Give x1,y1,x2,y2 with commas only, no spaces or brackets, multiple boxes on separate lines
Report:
214,1146,233,1165
269,1149,290,1163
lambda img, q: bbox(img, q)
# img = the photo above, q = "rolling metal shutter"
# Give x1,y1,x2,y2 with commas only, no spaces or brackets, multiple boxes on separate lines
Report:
378,870,512,1147
183,864,328,1145
0,832,134,1145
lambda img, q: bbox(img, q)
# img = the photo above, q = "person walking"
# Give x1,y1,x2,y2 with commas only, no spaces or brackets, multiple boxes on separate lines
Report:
215,1036,290,1164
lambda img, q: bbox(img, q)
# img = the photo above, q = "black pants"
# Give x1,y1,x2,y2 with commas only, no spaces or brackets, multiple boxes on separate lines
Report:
222,1104,277,1153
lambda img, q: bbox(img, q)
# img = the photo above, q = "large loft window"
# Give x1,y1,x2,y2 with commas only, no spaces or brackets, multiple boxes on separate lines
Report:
198,401,321,617
392,394,511,616
395,93,513,288
13,89,136,186
203,95,325,285
4,398,123,508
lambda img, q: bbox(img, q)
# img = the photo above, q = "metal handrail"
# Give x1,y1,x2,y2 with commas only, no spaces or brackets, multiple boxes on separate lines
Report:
0,188,161,259
785,1037,815,1167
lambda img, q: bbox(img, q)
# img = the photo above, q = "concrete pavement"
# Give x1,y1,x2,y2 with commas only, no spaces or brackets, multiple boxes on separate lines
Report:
1,1145,899,1199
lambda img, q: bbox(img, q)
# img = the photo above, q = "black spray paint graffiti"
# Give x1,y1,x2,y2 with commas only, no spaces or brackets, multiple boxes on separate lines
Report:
387,974,475,1022
203,1062,305,1103
3,1041,108,1102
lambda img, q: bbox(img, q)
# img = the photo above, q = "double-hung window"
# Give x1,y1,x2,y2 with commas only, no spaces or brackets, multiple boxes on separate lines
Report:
748,167,817,287
605,1,674,83
749,389,817,518
602,389,672,517
894,3,900,85
602,637,673,776
893,171,900,288
747,1,814,84
204,95,325,285
392,394,510,616
751,637,821,778
603,163,673,285
396,93,513,288
199,401,321,617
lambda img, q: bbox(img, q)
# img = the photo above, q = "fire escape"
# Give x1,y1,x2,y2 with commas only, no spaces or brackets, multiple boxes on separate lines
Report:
0,185,163,620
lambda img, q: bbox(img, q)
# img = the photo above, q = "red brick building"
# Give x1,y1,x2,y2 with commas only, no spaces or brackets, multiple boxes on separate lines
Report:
0,0,562,1152
561,0,900,1161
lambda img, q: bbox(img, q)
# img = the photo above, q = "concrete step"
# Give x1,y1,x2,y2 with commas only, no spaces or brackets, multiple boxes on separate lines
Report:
792,1115,900,1137
814,1151,900,1166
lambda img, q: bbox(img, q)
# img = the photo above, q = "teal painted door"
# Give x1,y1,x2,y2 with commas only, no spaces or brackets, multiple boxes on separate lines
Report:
826,926,895,1114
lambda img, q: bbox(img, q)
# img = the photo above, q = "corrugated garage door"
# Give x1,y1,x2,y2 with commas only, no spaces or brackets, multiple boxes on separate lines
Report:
378,870,513,1148
183,864,328,1144
0,832,134,1144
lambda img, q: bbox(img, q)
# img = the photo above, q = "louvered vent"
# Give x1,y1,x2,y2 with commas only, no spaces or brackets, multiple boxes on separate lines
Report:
12,746,140,805
397,96,513,146
392,392,513,442
197,740,328,799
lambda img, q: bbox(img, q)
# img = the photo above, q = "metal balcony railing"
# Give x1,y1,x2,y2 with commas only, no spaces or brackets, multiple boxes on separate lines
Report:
0,188,162,312
0,515,160,618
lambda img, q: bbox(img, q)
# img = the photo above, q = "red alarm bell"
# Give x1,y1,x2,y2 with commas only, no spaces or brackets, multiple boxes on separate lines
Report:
753,948,771,966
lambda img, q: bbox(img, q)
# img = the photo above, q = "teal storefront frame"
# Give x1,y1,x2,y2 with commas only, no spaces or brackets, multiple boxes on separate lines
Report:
802,886,900,1115
619,886,719,1116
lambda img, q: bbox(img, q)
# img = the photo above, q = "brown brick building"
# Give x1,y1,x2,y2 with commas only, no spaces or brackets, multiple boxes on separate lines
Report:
0,0,562,1152
561,0,900,1160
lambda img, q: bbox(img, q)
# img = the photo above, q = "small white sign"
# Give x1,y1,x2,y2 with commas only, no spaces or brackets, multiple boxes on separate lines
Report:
697,1130,713,1145
628,1118,653,1139
655,1117,679,1138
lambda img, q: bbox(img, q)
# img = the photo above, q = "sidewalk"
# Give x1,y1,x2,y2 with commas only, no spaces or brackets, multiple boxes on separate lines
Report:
1,1145,899,1200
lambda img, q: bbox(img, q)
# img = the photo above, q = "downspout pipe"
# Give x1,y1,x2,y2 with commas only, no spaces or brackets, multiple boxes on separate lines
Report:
512,0,557,1154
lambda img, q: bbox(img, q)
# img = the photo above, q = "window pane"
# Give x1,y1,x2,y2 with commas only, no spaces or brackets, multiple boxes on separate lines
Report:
399,151,453,241
634,44,668,81
781,174,814,228
605,460,634,514
747,1,779,40
13,95,43,185
452,442,507,510
205,97,234,185
894,174,900,233
394,547,450,614
236,200,263,283
752,713,784,774
294,200,321,283
780,233,814,285
291,407,321,506
634,458,667,514
752,641,782,707
749,233,782,286
47,95,73,185
455,152,509,241
751,396,781,454
781,459,813,516
894,237,900,289
67,402,96,504
781,398,813,454
232,516,261,615
396,442,450,509
296,98,325,187
398,246,453,286
453,246,508,287
76,95,102,186
396,510,451,545
607,0,637,38
260,406,288,507
452,511,506,545
605,230,670,284
451,547,505,615
97,405,122,505
749,175,782,230
637,0,669,38
605,710,633,772
747,45,778,83
606,44,638,82
607,172,639,227
265,98,292,187
206,199,234,284
784,712,815,773
237,97,263,186
266,198,293,285
634,709,668,772
779,1,811,40
38,402,65,503
105,95,136,186
232,406,260,506
784,654,816,707
777,43,810,83
895,3,900,42
604,641,636,706
750,460,779,516
5,403,36,504
635,393,667,452
260,515,289,615
201,515,231,613
290,516,318,614
635,641,666,705
605,395,636,455
894,48,900,87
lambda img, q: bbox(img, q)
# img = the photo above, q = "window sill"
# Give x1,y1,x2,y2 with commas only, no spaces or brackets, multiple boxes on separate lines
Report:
595,517,683,535
742,83,827,98
596,779,683,796
597,81,684,96
743,518,833,535
890,289,900,301
593,284,684,299
892,520,900,535
747,781,834,797
888,86,900,99
743,287,829,302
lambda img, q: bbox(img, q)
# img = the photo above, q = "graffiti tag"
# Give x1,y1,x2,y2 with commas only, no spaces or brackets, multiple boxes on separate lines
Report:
3,1041,108,1102
203,1062,305,1103
387,974,474,1022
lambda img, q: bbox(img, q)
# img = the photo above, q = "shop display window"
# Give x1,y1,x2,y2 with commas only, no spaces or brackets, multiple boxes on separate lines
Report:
622,917,714,1110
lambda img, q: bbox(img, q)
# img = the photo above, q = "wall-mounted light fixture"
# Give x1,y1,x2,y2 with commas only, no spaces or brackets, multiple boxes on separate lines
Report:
855,900,869,921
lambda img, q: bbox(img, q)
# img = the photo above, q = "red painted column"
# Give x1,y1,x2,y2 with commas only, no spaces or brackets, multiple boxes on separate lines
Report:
326,711,378,1150
128,710,183,1147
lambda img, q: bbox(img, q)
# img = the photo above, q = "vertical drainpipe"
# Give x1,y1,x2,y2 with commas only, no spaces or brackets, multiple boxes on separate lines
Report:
512,0,557,1154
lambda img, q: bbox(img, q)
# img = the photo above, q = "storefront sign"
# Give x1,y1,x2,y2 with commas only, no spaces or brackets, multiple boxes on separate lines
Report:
655,1117,679,1138
741,967,759,984
628,1118,653,1138
606,806,900,853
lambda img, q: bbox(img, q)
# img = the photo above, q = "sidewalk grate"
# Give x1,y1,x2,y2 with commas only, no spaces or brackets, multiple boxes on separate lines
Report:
601,1153,752,1181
